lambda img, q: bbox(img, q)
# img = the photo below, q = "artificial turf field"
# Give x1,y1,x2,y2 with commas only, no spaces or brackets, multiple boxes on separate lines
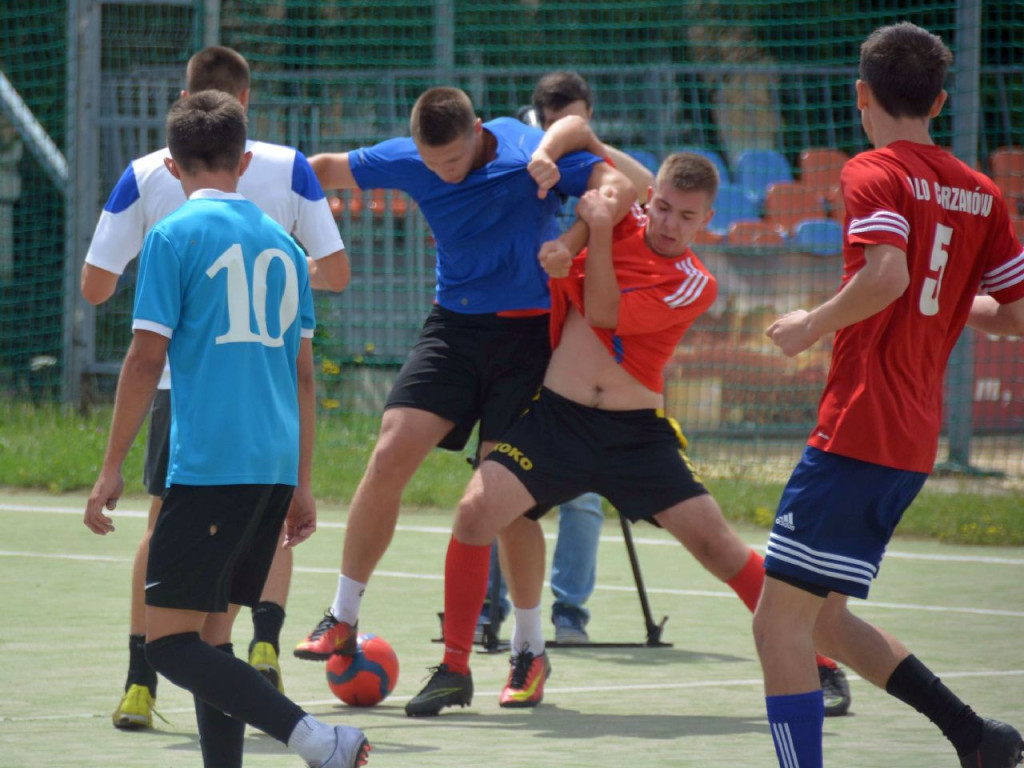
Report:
1,489,1021,767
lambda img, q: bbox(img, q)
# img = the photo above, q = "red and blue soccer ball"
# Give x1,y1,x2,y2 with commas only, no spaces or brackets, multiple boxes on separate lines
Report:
326,633,399,707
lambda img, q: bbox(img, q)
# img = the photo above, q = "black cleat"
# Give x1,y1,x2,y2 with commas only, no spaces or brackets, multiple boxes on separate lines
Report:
959,719,1024,768
819,663,851,717
405,665,473,717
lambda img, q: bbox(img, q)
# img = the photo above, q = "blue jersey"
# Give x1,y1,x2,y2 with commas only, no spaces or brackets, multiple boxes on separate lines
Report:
349,117,602,313
132,190,315,486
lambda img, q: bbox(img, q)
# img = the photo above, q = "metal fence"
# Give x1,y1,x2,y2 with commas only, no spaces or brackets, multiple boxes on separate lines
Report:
2,0,1022,478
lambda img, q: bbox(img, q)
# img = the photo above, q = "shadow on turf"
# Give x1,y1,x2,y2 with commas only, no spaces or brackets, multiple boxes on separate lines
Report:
543,645,748,667
313,703,768,742
322,707,767,743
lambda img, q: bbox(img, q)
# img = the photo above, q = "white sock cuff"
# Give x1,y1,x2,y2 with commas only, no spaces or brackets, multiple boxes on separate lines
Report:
511,603,544,656
287,715,334,765
331,574,367,626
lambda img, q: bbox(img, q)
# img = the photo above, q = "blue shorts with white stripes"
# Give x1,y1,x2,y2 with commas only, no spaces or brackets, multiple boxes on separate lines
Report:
764,446,927,599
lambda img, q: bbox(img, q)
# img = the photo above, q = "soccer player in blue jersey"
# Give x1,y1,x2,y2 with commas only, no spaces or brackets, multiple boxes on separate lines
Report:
81,46,348,727
83,91,369,768
293,86,634,697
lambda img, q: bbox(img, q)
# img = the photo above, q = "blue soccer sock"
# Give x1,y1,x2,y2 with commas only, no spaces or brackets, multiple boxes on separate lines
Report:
765,690,824,768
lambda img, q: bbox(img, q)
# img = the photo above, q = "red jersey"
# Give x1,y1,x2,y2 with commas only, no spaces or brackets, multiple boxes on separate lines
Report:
550,209,718,393
812,141,1024,472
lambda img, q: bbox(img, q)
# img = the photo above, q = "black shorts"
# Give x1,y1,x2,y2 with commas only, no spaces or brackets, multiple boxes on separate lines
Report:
143,389,171,497
485,388,709,522
145,484,293,612
385,305,551,451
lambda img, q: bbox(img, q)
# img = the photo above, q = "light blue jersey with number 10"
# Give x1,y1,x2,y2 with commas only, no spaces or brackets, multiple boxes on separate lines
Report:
132,189,315,486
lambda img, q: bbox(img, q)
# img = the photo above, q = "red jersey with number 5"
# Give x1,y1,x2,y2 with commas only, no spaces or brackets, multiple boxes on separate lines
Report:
811,141,1024,472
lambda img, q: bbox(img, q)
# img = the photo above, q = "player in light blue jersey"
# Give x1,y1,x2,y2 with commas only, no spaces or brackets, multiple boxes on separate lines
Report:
293,87,635,703
81,46,346,726
84,90,369,768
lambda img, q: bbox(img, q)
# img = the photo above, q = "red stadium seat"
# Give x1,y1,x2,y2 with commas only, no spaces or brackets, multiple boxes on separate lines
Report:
799,148,848,192
333,189,364,217
991,146,1024,201
726,220,786,247
390,190,411,217
368,189,412,217
692,227,724,246
763,182,827,234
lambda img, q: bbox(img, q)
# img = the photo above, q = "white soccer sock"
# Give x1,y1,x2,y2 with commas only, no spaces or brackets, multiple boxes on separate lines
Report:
331,575,366,626
511,603,545,657
287,714,335,766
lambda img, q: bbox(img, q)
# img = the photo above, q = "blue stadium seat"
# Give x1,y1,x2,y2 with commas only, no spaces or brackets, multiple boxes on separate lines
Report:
679,146,730,184
791,218,843,257
708,182,760,236
734,149,794,206
624,149,661,174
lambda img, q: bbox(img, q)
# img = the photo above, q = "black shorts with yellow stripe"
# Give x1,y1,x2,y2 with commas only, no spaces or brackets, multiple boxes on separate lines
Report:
484,387,708,523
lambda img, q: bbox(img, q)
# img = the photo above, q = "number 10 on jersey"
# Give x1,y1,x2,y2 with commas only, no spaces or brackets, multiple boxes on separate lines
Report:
206,243,300,347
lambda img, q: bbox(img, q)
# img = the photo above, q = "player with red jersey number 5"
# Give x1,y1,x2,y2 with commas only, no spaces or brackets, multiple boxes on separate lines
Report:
755,22,1024,768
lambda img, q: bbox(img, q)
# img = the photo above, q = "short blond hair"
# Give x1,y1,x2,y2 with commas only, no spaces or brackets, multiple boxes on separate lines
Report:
656,153,719,200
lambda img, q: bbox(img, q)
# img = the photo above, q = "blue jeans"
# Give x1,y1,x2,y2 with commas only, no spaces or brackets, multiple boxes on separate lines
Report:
482,492,603,623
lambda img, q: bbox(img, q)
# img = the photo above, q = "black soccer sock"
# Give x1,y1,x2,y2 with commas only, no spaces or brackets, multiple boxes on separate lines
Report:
193,643,245,768
251,601,286,655
126,633,158,696
885,654,984,756
146,632,305,745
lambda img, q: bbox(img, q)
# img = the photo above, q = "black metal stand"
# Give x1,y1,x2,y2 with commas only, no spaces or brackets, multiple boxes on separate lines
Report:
435,513,672,652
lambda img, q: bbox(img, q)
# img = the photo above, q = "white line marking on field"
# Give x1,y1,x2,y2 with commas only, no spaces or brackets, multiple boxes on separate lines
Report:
3,502,1022,565
1,551,1022,618
2,668,1022,724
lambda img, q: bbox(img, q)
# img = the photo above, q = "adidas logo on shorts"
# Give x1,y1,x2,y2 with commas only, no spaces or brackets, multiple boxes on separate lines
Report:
774,512,796,531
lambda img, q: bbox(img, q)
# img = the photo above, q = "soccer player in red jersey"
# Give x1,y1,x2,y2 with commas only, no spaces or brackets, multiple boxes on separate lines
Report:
756,22,1024,768
405,150,846,717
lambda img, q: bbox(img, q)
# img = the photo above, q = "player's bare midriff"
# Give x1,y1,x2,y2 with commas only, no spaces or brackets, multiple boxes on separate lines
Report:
543,305,663,411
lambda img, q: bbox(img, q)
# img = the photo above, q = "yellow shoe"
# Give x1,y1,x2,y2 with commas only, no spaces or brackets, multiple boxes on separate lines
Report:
112,684,154,730
249,641,285,694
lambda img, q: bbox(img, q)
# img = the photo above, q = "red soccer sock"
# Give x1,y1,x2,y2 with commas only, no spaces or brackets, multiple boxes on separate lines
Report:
726,548,838,670
441,537,491,675
726,548,765,613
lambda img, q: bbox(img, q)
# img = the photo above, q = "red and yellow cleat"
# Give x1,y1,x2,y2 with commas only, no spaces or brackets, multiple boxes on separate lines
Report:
293,611,358,660
499,648,551,708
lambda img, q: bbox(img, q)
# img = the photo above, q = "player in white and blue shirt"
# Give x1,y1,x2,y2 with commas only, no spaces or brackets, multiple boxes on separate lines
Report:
87,138,345,324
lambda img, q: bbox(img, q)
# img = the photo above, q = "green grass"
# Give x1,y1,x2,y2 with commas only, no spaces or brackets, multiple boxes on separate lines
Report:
0,401,1021,545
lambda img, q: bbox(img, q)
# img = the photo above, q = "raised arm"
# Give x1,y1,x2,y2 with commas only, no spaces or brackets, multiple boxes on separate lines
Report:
602,145,655,204
538,162,635,279
767,243,910,357
528,115,604,199
575,188,620,328
308,152,360,192
560,162,636,255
